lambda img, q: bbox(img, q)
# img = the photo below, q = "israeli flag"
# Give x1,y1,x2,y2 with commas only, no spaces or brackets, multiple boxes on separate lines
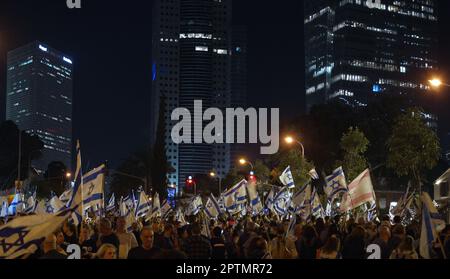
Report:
82,164,106,212
8,192,25,216
119,197,134,232
185,196,203,216
34,200,47,216
106,193,115,212
66,141,83,225
175,209,188,226
1,200,8,218
0,208,73,259
246,183,263,214
24,194,37,215
367,201,378,222
279,166,295,188
265,187,276,211
204,195,221,219
291,183,308,210
311,188,324,219
286,214,297,238
135,191,151,218
59,189,73,205
150,193,161,218
324,167,347,201
161,200,173,219
273,187,290,216
45,196,65,214
223,180,248,212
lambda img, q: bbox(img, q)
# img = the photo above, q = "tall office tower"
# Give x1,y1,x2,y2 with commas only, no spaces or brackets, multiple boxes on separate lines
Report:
304,0,438,111
151,0,235,192
230,26,248,166
6,41,73,173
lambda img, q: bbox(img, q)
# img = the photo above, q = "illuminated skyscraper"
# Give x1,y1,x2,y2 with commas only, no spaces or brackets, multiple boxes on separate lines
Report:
6,41,73,173
151,0,245,192
304,0,438,111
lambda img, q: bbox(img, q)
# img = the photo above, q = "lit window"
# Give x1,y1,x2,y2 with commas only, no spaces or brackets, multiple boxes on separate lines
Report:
195,46,209,52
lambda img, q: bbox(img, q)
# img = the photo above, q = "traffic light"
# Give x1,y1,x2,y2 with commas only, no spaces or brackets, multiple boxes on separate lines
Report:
186,176,194,188
248,171,256,182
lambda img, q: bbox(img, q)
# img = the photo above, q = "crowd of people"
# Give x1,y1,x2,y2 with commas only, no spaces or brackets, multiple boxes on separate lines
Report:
4,211,448,260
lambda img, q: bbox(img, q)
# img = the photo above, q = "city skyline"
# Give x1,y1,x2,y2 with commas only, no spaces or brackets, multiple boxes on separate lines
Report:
0,0,449,172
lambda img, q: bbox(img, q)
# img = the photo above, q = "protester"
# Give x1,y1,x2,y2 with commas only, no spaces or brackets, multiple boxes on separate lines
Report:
184,223,212,259
97,218,120,250
154,223,175,250
79,225,97,257
247,236,272,259
389,236,418,259
270,225,297,259
41,234,67,259
95,243,117,259
62,221,78,244
211,227,227,259
115,216,138,259
317,235,340,259
296,225,319,259
342,226,366,259
372,226,391,259
128,227,161,259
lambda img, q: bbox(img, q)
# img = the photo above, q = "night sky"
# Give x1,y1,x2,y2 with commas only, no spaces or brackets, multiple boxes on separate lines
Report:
0,0,449,169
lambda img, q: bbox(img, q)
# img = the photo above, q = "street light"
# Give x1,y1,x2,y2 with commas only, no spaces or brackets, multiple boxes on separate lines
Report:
429,78,450,88
66,172,72,179
239,158,254,171
285,135,305,158
209,171,222,194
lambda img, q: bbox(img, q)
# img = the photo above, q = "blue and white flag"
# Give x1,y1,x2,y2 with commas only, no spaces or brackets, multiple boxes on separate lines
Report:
149,193,161,218
265,187,276,212
367,201,378,222
48,195,65,214
286,214,297,238
308,168,319,180
296,184,312,221
273,187,291,216
161,200,173,219
24,194,37,215
0,208,73,259
82,164,106,212
66,141,83,225
59,189,72,205
246,182,263,214
8,192,25,216
185,196,203,216
175,209,188,226
135,191,151,218
119,197,134,232
0,201,8,218
106,193,115,212
419,192,445,259
324,167,347,201
223,180,247,212
279,166,295,189
204,195,221,219
291,183,308,210
311,188,324,219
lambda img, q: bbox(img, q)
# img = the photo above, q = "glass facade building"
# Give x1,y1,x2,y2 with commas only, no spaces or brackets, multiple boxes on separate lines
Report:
151,0,246,192
304,0,438,111
6,41,73,173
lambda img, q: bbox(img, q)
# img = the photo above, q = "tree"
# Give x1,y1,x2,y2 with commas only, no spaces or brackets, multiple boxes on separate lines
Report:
270,148,315,190
151,95,172,198
34,161,69,199
0,121,44,190
337,127,369,181
110,146,153,198
387,108,441,190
